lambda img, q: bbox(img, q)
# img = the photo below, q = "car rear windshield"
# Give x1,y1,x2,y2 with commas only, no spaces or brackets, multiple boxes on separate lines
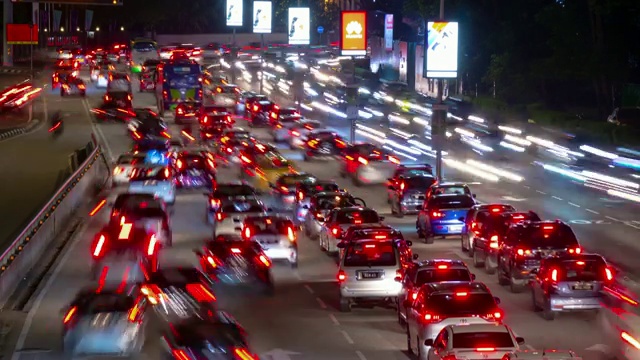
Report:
117,155,145,165
301,182,340,193
220,202,264,213
174,322,241,347
177,155,206,169
244,218,294,235
132,42,157,51
214,185,254,197
280,115,302,123
280,109,298,116
432,186,470,196
314,195,355,210
519,226,579,248
130,167,170,181
343,240,397,267
403,176,436,189
82,294,134,313
555,259,606,281
429,195,475,209
123,207,165,219
150,268,204,286
278,174,316,186
452,332,514,349
336,209,379,224
260,153,290,169
426,293,497,315
416,269,472,284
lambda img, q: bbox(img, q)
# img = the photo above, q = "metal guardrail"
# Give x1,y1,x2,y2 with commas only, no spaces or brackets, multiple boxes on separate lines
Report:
0,135,109,308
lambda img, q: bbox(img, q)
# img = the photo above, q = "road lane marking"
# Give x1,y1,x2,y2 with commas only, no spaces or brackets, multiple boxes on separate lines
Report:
625,222,640,230
341,330,355,344
568,202,580,208
11,220,90,360
304,284,314,294
81,98,114,162
552,196,563,200
328,314,340,326
294,272,302,280
355,350,367,360
606,216,620,222
586,209,599,214
536,190,547,195
315,297,328,309
523,185,530,189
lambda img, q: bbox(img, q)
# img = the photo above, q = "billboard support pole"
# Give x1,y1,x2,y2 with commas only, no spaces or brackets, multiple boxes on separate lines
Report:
434,0,445,181
259,34,264,94
3,0,14,67
232,28,236,46
29,24,34,80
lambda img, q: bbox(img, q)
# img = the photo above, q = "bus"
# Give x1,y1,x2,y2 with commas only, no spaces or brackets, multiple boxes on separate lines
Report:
130,38,159,73
155,60,203,114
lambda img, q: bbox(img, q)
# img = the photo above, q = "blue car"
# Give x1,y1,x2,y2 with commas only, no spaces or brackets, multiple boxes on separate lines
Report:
416,193,476,244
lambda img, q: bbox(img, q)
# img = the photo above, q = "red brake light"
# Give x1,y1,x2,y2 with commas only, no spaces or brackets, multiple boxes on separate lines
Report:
147,234,158,256
234,347,257,360
177,107,184,115
176,159,183,169
210,199,220,209
337,270,347,282
365,244,376,248
437,265,448,269
605,267,613,281
512,215,525,220
568,247,581,254
358,157,368,165
431,211,444,218
621,332,640,349
389,156,400,164
331,227,340,236
374,235,387,239
291,130,300,136
543,225,554,230
118,223,133,240
243,226,251,240
172,349,191,360
63,306,78,324
231,248,241,254
455,292,468,297
216,213,225,221
423,313,443,322
516,248,532,256
551,269,558,282
287,227,296,242
258,254,271,267
476,348,496,352
490,235,499,241
490,207,501,213
128,303,140,323
400,182,405,191
185,283,216,302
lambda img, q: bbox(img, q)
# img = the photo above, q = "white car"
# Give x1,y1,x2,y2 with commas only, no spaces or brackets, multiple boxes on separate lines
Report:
599,280,640,360
113,153,146,186
287,120,323,149
318,207,382,253
211,199,268,237
243,215,298,268
424,324,524,360
127,166,176,205
271,115,303,142
58,50,73,60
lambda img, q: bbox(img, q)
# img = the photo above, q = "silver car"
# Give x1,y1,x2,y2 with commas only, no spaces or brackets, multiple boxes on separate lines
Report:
319,207,382,253
303,192,364,239
62,286,146,357
243,215,298,268
423,324,524,360
112,153,146,186
337,238,404,312
405,282,503,357
212,199,269,237
287,119,323,149
271,115,303,142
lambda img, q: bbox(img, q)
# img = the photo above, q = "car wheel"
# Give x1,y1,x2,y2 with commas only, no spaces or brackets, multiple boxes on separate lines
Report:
542,300,555,320
532,289,542,312
406,325,414,355
397,305,406,326
339,296,351,312
484,258,497,274
473,251,484,268
497,265,510,286
509,270,524,293
396,207,404,218
460,236,467,252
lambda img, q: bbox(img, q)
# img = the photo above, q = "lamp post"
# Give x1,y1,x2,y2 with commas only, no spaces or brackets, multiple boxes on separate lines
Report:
434,0,445,181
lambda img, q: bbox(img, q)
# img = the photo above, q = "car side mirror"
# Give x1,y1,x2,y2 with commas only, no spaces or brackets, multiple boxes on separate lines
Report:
516,337,525,345
471,273,476,280
394,276,402,282
412,254,419,260
473,193,477,198
494,296,501,304
458,217,465,222
336,242,346,249
406,241,413,247
424,339,434,347
193,249,203,257
379,216,385,221
302,205,309,209
387,185,395,190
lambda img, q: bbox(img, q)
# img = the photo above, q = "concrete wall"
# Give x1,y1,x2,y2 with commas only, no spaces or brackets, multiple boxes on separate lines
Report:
155,33,288,46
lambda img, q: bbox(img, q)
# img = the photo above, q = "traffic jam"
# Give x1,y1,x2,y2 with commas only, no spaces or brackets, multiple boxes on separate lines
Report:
37,43,640,360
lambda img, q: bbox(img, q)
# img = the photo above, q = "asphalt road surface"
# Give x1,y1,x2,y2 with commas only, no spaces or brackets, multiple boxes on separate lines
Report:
0,67,119,247
0,87,621,360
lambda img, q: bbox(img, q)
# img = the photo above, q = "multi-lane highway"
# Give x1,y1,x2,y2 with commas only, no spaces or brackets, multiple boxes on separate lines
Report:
3,85,618,360
0,70,111,245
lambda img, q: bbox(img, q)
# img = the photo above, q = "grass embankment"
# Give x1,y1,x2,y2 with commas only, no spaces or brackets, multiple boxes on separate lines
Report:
470,96,638,146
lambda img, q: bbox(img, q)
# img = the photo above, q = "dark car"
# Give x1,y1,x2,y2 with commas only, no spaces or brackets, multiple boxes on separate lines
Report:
173,151,216,188
497,220,582,293
389,174,436,217
103,90,133,109
247,100,276,126
303,130,348,161
60,76,86,97
387,164,433,202
175,101,199,124
460,204,518,253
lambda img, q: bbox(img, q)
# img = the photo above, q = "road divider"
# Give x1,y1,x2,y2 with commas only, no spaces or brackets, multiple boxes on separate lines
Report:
0,135,109,308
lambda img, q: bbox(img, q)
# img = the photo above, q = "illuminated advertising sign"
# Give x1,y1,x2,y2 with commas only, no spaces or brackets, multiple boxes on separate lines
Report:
425,21,459,78
253,1,272,34
384,14,393,51
226,0,243,27
340,11,367,56
288,7,310,45
7,24,38,44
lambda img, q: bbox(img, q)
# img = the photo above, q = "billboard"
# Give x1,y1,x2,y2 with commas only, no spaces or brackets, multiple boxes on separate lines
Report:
253,1,272,33
10,0,122,4
340,11,367,56
288,7,310,45
7,24,38,45
384,14,393,51
226,0,243,27
425,21,459,78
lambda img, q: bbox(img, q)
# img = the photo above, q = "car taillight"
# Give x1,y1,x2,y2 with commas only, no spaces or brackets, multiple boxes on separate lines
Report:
551,268,558,282
177,107,184,115
258,254,271,267
410,289,419,300
568,247,581,254
176,159,183,169
185,283,216,302
243,226,251,240
388,156,400,164
210,198,220,208
331,227,341,237
476,348,496,352
113,166,124,175
605,267,614,281
172,349,191,360
128,304,141,323
291,130,300,136
621,332,640,349
287,226,296,242
481,310,503,321
206,255,219,268
422,313,444,323
147,234,158,256
516,248,532,257
431,211,444,218
216,213,225,221
337,270,347,282
358,157,368,165
234,347,257,360
63,306,78,324
92,234,106,258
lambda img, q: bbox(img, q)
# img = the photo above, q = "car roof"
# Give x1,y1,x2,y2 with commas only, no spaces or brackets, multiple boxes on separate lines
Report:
415,259,468,268
334,206,371,212
449,323,510,334
542,253,606,263
431,193,472,199
434,182,468,187
422,281,488,294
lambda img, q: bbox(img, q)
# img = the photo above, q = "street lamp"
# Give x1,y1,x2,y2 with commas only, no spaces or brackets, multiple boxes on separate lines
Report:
76,27,80,32
96,27,100,31
120,26,124,31
44,28,48,32
60,27,65,32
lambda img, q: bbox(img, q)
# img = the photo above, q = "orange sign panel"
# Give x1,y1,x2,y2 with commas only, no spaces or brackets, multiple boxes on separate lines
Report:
340,11,367,55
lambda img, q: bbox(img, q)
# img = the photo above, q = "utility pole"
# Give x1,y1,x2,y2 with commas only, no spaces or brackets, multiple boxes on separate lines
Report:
434,0,445,181
3,0,14,67
29,23,34,80
259,34,264,94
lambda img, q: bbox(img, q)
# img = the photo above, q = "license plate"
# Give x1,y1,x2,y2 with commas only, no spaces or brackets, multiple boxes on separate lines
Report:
572,283,593,290
361,272,380,279
449,225,463,232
